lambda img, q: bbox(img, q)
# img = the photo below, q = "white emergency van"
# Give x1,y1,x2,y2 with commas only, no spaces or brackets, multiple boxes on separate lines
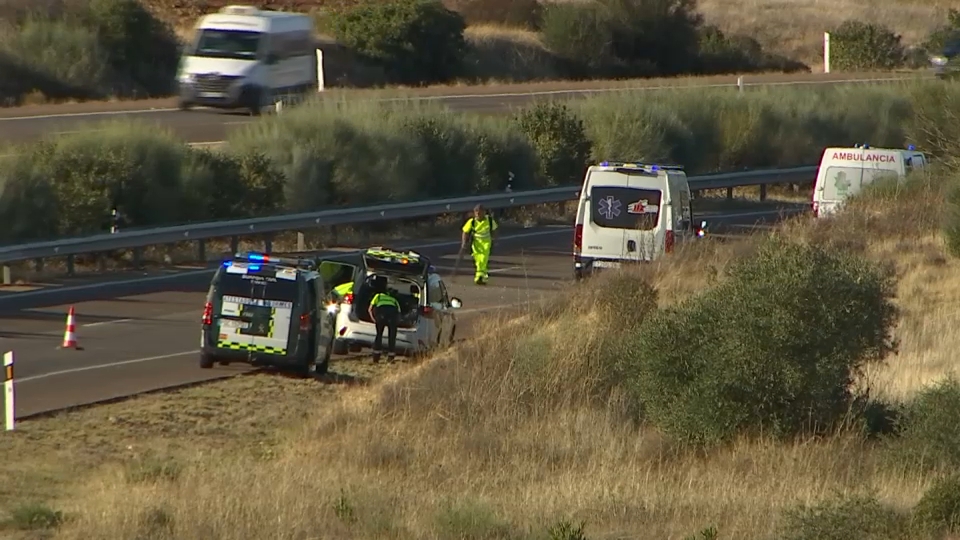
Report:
812,144,927,218
572,161,706,280
176,5,317,115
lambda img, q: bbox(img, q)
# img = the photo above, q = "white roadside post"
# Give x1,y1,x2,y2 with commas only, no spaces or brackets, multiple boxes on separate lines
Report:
824,32,831,73
737,75,744,94
4,351,13,431
316,48,325,92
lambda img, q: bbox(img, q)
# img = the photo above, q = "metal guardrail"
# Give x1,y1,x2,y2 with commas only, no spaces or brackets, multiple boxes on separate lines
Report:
0,165,817,266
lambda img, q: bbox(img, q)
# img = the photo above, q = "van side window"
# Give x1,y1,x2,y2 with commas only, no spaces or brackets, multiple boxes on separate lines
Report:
428,276,444,305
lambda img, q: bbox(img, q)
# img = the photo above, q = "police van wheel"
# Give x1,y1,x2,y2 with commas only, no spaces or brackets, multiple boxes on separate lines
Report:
199,353,214,369
332,340,348,356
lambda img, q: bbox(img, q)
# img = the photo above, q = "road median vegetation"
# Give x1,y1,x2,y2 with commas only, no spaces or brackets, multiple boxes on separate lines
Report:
1,78,957,248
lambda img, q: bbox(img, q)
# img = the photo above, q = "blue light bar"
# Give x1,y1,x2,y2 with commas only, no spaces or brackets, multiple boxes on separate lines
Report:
223,260,232,267
247,253,267,262
248,264,261,271
908,144,916,150
600,161,609,166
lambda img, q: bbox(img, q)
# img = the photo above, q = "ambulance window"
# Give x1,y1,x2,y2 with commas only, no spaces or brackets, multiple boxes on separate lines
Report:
590,186,662,231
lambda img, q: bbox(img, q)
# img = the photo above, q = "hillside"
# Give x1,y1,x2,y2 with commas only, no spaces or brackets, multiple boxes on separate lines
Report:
143,0,959,71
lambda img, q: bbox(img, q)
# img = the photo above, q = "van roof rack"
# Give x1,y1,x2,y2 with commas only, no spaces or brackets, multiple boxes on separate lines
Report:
597,161,684,171
228,252,317,270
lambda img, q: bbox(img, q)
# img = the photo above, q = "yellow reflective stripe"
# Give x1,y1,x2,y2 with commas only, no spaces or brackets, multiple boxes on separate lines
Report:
372,293,399,308
4,365,11,381
216,340,287,355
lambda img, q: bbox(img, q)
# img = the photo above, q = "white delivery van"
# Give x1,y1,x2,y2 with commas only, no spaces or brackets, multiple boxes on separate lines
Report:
812,144,927,218
573,161,706,280
176,5,317,115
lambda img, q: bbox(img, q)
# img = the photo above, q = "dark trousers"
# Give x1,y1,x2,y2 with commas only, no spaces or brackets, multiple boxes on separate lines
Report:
372,304,400,356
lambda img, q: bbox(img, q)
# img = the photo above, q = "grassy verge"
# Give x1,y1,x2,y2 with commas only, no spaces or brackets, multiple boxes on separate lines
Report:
4,160,960,539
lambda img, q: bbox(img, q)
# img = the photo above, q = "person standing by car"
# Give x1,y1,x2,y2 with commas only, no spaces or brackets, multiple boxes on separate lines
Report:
367,276,401,363
461,204,498,285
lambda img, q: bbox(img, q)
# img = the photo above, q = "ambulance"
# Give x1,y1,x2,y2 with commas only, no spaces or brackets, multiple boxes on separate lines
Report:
811,144,927,218
572,161,707,280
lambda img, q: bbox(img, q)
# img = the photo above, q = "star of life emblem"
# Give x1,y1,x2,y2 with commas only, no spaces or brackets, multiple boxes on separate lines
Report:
597,196,621,220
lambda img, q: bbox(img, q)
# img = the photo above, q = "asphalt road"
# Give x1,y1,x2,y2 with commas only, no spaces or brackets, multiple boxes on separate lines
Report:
0,205,803,419
0,71,924,145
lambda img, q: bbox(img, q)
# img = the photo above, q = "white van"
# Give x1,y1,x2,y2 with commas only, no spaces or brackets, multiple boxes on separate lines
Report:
573,162,705,280
176,5,317,115
812,144,927,218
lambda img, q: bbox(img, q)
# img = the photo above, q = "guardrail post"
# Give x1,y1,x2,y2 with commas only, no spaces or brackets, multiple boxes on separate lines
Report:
297,232,305,252
197,240,205,263
726,187,733,201
132,247,142,269
34,258,43,274
264,234,273,253
66,255,75,276
1,266,10,286
759,183,768,201
98,254,106,273
230,237,239,255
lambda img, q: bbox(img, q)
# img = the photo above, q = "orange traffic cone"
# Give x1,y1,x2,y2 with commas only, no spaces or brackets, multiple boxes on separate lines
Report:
59,306,82,350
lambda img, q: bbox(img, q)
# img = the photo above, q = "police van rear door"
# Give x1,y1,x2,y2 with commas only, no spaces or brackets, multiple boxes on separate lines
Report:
215,263,299,356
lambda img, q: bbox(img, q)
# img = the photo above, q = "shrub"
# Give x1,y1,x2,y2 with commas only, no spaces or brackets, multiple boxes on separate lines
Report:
540,0,702,78
622,239,899,445
891,377,960,472
328,0,468,86
696,24,809,75
514,101,593,187
0,15,112,103
913,475,960,534
922,8,960,54
539,2,619,77
453,0,543,30
228,99,539,211
80,0,181,96
777,494,911,540
828,20,905,71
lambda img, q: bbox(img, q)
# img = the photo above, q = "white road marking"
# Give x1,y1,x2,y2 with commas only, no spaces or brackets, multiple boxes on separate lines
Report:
83,318,133,328
17,351,199,382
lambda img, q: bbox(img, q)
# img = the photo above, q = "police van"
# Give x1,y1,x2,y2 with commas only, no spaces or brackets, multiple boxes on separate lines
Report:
573,161,707,280
812,144,927,218
199,252,335,376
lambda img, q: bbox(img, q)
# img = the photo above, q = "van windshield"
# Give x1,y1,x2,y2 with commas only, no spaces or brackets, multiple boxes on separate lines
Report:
217,271,299,303
590,186,662,231
820,166,899,202
191,29,262,60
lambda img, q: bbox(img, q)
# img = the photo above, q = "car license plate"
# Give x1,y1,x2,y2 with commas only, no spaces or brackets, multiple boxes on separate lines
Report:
593,260,621,268
199,91,226,98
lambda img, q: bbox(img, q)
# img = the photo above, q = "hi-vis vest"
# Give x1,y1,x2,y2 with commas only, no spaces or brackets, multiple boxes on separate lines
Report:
463,216,497,245
371,292,399,309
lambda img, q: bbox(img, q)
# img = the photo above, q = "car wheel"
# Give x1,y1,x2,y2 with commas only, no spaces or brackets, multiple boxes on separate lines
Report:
200,353,214,369
333,339,348,356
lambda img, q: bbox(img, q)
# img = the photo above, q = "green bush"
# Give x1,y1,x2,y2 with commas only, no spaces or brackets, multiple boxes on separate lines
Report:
890,377,960,472
0,0,179,104
453,0,543,31
515,101,593,187
227,99,539,212
539,0,702,78
328,0,468,86
828,20,905,71
696,24,809,74
777,494,911,540
913,475,960,534
80,0,181,96
922,8,960,54
622,239,899,445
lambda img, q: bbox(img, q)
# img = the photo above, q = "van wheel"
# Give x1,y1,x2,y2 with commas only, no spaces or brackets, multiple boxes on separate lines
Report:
332,340,348,356
200,353,214,369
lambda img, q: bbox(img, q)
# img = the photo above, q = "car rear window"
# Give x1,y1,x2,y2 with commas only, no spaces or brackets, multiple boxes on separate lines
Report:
590,186,662,231
217,270,299,303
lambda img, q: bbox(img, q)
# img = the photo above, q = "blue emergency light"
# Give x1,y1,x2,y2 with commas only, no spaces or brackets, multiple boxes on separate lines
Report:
908,144,916,151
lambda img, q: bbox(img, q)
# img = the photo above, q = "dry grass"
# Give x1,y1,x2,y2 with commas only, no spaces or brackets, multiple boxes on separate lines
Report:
3,176,953,538
697,0,958,68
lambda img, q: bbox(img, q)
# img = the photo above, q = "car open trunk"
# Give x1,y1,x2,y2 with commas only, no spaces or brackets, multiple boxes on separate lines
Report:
352,274,422,329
